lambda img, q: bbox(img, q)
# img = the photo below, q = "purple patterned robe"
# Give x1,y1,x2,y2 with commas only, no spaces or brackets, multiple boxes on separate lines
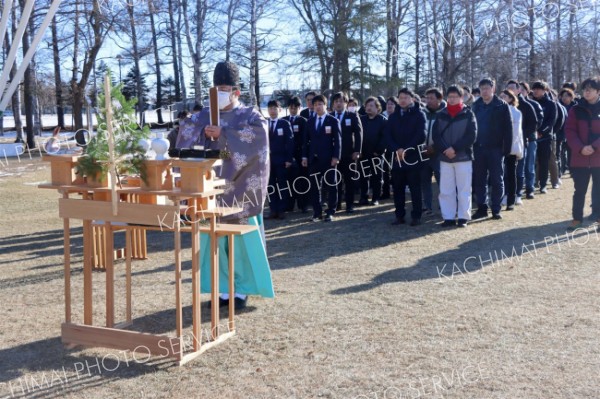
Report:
175,104,270,223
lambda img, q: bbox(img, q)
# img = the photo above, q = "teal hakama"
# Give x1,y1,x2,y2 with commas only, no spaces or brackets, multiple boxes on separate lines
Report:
199,215,274,298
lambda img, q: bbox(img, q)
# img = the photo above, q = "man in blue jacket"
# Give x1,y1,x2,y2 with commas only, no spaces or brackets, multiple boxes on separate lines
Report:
302,94,342,222
384,87,427,226
471,78,513,220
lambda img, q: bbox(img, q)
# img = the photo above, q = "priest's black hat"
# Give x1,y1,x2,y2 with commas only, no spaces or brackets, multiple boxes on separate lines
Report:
213,61,239,87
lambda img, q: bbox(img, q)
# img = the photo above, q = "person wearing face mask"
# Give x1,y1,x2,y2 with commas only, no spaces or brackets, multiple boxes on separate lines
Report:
330,92,363,213
175,61,273,310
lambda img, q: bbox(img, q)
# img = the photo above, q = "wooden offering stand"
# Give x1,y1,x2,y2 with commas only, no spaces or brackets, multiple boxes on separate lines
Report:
39,155,257,365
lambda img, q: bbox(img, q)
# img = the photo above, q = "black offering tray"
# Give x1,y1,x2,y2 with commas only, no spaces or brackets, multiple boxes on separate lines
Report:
168,148,221,159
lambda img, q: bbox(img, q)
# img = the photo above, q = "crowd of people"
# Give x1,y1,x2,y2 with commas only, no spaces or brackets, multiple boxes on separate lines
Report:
263,77,600,231
172,60,599,309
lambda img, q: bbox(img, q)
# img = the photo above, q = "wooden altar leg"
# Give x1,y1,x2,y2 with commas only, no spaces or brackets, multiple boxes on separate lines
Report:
191,208,201,351
105,221,115,328
228,233,235,332
173,200,183,350
125,228,132,322
83,221,93,325
210,215,219,340
62,191,71,323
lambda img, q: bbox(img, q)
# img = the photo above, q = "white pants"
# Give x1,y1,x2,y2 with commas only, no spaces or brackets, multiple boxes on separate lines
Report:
439,161,473,220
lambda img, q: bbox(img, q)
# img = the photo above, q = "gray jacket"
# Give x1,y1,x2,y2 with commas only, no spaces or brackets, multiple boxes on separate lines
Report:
432,107,478,163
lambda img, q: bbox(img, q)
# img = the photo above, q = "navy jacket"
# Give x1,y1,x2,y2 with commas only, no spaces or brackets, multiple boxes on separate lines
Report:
471,95,513,155
330,110,363,160
522,95,544,131
282,114,307,163
300,108,315,120
302,113,342,165
268,119,294,166
532,93,557,141
383,102,427,170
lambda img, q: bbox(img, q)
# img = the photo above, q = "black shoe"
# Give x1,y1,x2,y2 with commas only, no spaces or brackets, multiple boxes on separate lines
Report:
526,193,535,199
301,207,308,214
380,194,390,200
358,199,369,206
506,205,515,211
391,218,405,225
472,209,488,220
539,187,547,194
457,219,468,227
345,208,355,214
267,213,279,219
324,214,334,222
336,204,342,212
441,220,456,227
234,297,247,310
410,219,421,226
370,200,379,206
492,213,502,220
311,215,322,222
206,298,229,308
278,213,286,220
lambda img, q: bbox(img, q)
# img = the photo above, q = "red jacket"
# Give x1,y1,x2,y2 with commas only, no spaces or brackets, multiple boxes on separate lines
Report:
565,100,600,168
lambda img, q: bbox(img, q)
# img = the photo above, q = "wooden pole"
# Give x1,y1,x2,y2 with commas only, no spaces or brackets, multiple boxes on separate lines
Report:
104,75,119,216
0,0,63,110
209,87,219,127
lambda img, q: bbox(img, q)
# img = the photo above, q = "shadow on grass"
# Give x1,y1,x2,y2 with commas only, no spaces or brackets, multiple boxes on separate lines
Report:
0,300,251,399
330,220,594,295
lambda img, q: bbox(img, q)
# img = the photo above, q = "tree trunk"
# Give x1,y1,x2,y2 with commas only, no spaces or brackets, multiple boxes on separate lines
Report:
51,12,65,128
72,0,107,130
147,0,163,123
6,10,23,141
528,0,536,81
20,0,36,148
414,0,420,89
167,0,181,101
176,5,186,102
249,0,257,106
127,1,144,125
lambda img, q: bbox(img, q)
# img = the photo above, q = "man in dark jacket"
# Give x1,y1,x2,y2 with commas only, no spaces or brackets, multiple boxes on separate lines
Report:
266,100,294,220
433,85,477,227
331,91,363,213
421,87,446,214
358,97,387,206
518,81,544,199
301,94,342,222
300,91,317,120
471,78,513,220
282,96,309,213
506,80,538,204
558,88,577,176
384,87,427,226
550,91,567,188
531,81,557,194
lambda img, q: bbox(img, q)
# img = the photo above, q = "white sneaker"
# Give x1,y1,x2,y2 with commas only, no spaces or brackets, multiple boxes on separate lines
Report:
515,197,523,205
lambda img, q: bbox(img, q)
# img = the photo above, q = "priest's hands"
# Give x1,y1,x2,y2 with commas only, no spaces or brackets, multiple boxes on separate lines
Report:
205,125,222,140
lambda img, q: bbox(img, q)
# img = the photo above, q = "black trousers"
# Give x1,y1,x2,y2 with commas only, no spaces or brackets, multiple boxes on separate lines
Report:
309,161,339,217
287,161,310,211
504,155,518,206
359,156,382,201
391,167,422,220
571,167,600,221
536,139,552,189
336,158,357,209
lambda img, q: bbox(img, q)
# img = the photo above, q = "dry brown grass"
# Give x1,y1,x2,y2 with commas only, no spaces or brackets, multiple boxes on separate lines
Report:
0,154,598,399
